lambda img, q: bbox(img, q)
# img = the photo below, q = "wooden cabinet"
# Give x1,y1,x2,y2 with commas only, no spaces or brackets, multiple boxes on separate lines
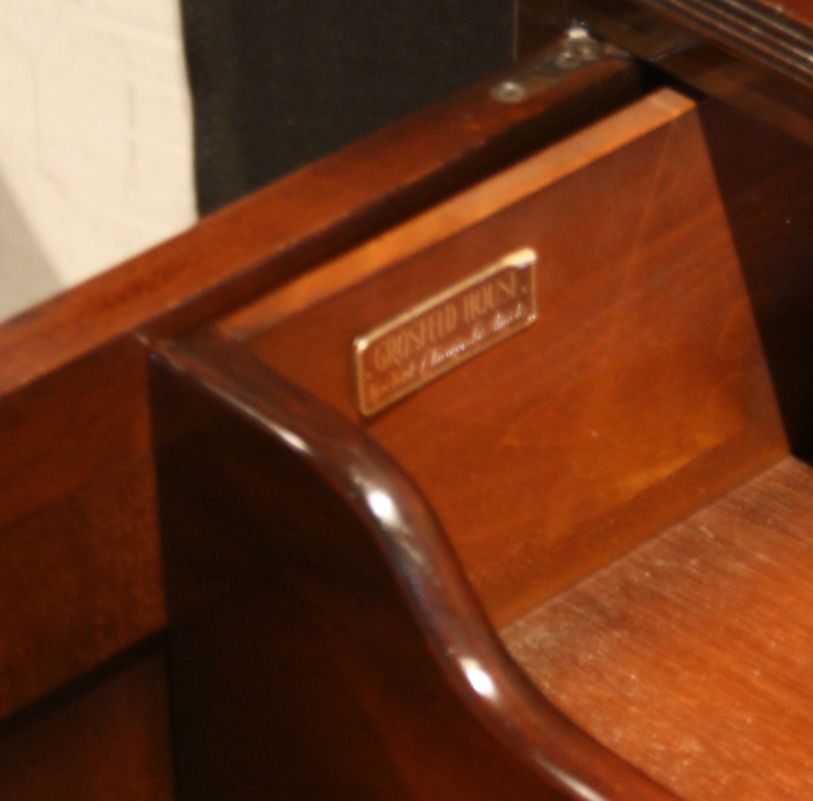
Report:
1,3,812,799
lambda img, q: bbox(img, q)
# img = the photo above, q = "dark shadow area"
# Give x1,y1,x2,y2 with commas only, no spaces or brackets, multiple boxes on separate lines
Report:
0,632,166,742
0,174,62,324
700,99,813,457
182,0,514,214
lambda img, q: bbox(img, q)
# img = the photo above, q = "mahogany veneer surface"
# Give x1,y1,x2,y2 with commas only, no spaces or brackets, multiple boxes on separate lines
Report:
503,456,813,801
765,0,813,26
0,50,640,725
0,654,173,800
229,89,813,625
0,44,642,801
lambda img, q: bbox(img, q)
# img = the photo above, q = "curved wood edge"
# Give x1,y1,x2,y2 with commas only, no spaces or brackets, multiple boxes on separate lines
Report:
0,52,640,397
0,45,644,733
153,328,678,801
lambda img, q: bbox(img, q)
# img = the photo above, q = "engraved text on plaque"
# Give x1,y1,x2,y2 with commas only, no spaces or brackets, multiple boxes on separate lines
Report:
354,248,537,416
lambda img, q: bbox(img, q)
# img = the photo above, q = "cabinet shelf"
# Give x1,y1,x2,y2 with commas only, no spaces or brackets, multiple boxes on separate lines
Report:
504,455,813,801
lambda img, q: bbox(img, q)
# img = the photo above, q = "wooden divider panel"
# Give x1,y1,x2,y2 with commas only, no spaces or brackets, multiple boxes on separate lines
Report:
227,89,813,625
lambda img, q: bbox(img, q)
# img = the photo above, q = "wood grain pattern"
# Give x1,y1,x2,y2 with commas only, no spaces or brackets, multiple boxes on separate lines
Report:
0,653,173,801
0,53,641,723
154,329,678,801
237,91,813,625
0,9,811,798
503,456,813,801
0,53,640,398
220,91,695,338
0,337,165,719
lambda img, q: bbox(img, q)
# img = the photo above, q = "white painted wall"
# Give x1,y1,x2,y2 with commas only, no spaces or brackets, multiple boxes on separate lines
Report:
0,0,196,321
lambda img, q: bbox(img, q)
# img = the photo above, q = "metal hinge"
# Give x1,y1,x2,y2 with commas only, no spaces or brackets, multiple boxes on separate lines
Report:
492,24,630,103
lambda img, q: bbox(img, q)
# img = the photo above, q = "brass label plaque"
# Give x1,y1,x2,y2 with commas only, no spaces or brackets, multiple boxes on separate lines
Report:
354,248,537,416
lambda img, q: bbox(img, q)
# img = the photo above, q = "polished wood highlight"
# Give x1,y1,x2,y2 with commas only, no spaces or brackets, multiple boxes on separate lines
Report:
0,5,812,800
153,329,677,801
0,52,640,397
551,0,813,145
232,90,813,626
0,52,639,725
155,84,813,800
504,456,813,801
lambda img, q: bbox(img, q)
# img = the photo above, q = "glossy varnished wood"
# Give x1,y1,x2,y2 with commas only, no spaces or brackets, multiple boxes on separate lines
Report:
546,0,813,145
155,84,813,798
0,45,644,801
0,53,640,727
220,91,694,338
0,6,812,798
153,330,677,801
0,53,640,397
631,0,813,84
226,90,813,625
503,456,813,801
523,0,813,73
